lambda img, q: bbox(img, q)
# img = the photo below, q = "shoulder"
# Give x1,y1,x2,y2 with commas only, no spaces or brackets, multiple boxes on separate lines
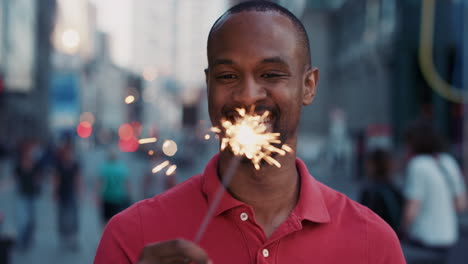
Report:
132,174,207,238
317,183,404,261
96,174,205,263
439,153,460,169
95,202,144,263
408,155,432,168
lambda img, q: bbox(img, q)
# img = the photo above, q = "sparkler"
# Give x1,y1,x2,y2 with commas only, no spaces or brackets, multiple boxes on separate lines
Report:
214,107,292,170
195,107,292,242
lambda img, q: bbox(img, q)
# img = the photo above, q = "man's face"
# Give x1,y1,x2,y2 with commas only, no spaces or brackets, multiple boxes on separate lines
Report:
206,11,317,145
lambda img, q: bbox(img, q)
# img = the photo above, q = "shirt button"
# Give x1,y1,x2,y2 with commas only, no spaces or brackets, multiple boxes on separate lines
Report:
262,249,269,258
240,212,248,221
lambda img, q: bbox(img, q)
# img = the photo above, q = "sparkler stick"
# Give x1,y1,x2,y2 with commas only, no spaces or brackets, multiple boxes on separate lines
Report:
194,155,241,243
194,108,292,242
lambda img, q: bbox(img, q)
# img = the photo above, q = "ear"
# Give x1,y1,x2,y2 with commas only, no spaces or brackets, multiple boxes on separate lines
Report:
204,68,209,84
302,67,318,105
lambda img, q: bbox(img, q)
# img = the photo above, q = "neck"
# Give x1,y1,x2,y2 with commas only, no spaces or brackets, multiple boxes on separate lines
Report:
218,150,300,237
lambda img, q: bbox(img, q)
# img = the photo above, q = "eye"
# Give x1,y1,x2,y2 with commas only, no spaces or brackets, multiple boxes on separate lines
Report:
216,74,238,80
260,72,288,79
261,73,283,78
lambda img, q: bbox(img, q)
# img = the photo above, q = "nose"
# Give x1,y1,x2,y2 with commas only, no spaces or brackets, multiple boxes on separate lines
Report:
232,76,267,107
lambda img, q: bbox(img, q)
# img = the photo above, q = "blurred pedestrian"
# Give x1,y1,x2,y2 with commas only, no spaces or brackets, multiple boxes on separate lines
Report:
326,107,352,174
53,138,82,251
96,149,131,224
401,121,467,263
13,139,42,250
359,148,403,233
0,212,14,264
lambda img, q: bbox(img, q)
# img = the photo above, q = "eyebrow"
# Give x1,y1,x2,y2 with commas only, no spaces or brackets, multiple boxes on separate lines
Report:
261,56,288,65
210,56,288,68
211,59,234,67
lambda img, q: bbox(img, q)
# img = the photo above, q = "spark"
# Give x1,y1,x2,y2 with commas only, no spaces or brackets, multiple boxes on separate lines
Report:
152,160,169,174
138,137,157,144
212,108,292,170
148,150,154,156
166,165,177,176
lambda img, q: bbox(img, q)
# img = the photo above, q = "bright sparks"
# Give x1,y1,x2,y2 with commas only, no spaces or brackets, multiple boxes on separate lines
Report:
152,160,169,174
138,137,157,144
166,165,177,176
125,95,135,104
213,108,292,170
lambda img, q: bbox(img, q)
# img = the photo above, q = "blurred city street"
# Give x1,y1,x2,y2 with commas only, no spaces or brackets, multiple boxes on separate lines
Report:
0,0,467,263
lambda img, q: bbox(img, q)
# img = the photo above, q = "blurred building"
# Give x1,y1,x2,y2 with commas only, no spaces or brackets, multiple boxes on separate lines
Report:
0,0,57,143
131,0,227,134
50,0,97,137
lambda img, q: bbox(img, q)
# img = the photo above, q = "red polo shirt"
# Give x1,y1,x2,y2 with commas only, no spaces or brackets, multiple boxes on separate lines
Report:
94,154,405,263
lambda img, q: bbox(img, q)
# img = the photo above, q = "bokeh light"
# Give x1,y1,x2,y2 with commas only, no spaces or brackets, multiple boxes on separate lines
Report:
61,29,80,53
118,137,139,152
142,67,158,81
76,121,92,138
131,121,142,136
125,95,135,104
166,165,177,176
162,140,178,156
118,123,134,140
79,112,95,125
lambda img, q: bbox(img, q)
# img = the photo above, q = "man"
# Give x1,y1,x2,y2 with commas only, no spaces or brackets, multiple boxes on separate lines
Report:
94,1,405,263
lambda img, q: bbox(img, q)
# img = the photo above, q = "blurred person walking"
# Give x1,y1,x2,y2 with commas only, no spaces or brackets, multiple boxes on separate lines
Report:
402,121,467,264
53,137,82,251
96,150,131,224
13,139,43,250
359,148,404,234
0,212,14,264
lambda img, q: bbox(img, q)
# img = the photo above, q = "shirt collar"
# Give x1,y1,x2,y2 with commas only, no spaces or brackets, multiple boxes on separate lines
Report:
293,158,331,223
202,154,245,216
201,154,331,223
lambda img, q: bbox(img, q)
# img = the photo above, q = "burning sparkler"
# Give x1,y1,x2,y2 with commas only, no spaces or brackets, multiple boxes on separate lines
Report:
195,107,292,242
211,108,292,170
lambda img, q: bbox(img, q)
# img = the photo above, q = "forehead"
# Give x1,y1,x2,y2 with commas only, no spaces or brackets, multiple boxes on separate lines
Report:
208,11,299,65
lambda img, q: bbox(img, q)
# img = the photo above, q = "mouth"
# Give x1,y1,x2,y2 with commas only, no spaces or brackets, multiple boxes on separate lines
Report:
221,106,279,132
258,115,274,132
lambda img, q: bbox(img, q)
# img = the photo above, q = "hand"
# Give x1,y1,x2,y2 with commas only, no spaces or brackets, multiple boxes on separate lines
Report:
138,239,212,264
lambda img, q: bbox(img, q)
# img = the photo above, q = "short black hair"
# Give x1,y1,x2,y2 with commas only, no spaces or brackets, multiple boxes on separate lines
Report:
404,120,445,154
207,0,311,67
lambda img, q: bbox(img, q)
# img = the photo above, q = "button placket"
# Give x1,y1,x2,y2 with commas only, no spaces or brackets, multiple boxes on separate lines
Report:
262,248,269,258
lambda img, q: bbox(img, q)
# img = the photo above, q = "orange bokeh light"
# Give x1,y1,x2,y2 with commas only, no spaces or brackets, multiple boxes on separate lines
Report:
118,137,139,152
118,123,134,140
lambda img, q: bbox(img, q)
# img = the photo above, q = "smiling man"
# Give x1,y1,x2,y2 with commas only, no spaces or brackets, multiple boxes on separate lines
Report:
94,1,405,263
